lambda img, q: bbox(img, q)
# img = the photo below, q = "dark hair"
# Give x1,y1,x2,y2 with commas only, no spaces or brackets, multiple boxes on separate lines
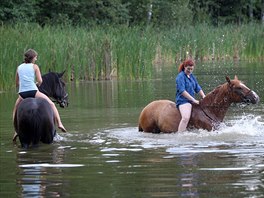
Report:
178,59,195,73
24,49,38,63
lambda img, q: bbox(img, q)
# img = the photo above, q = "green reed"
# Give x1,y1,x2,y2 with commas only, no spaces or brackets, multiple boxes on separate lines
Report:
159,23,264,62
0,23,263,91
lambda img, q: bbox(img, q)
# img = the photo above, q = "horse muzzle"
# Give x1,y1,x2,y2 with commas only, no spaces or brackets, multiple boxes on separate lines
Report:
58,94,69,108
244,90,260,104
59,100,68,108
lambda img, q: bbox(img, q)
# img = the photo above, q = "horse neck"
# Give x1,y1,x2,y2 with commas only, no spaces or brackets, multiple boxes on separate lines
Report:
200,83,232,122
38,75,55,98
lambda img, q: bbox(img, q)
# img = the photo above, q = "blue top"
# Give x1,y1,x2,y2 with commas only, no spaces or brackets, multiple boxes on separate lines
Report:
17,63,38,93
175,71,202,107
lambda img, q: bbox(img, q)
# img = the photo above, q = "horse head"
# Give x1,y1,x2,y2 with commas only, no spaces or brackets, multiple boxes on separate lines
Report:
226,76,259,104
38,70,69,108
55,71,69,108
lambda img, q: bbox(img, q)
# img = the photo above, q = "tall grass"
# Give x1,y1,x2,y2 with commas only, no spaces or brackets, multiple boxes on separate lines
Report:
158,23,264,62
0,23,263,91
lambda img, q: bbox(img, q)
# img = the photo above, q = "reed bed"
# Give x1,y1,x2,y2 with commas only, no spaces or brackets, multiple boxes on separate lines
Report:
0,23,263,91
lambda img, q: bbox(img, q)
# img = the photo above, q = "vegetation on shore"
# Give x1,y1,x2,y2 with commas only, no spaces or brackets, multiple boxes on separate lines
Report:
0,23,264,91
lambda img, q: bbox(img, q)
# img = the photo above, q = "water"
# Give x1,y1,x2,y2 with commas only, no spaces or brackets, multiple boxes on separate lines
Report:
1,61,264,197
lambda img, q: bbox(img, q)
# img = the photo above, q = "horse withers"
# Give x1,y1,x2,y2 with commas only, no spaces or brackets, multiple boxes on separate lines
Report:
13,70,68,147
138,76,259,133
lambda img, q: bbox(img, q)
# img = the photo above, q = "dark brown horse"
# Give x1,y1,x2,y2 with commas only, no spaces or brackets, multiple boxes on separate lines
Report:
14,71,68,148
138,76,260,133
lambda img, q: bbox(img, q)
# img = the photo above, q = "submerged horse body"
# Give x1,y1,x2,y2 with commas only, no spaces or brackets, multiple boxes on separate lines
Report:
14,98,56,148
138,76,259,133
14,71,68,147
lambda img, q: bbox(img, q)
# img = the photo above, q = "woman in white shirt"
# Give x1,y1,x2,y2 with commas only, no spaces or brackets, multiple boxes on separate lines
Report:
12,49,66,137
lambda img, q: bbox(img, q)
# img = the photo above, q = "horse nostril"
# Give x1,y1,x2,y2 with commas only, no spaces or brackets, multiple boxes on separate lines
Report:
246,99,251,103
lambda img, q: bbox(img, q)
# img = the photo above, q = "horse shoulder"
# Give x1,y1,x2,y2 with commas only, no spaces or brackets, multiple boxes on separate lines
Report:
189,105,214,131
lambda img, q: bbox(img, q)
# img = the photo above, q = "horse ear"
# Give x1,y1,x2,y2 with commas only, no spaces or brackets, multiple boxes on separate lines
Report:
58,70,66,78
226,76,231,84
234,75,238,80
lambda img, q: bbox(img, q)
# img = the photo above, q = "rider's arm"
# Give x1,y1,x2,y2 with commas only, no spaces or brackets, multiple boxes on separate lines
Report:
181,91,199,104
198,90,206,99
34,64,43,86
15,69,19,88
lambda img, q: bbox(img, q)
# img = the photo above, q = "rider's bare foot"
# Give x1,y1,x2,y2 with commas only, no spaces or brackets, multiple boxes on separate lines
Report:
58,124,67,132
13,132,18,142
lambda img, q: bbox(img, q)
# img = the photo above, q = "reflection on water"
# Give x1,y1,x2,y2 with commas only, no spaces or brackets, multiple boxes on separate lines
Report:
1,61,264,197
16,145,66,197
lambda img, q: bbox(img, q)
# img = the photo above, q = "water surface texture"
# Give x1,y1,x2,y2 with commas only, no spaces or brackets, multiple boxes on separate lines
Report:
1,62,264,197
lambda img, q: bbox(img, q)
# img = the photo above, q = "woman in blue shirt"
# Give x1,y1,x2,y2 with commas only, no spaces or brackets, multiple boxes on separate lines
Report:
176,59,205,132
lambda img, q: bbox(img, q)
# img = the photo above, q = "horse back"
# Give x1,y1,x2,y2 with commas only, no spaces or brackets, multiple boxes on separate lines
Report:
138,100,181,133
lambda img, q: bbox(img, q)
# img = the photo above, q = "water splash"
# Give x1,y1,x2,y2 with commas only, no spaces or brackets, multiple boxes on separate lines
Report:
103,114,264,148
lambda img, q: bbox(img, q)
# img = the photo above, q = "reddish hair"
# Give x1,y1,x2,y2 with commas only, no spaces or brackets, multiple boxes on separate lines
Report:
178,59,195,73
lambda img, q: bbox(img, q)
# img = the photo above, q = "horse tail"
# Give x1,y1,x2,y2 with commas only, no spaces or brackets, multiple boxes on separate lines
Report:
31,111,42,145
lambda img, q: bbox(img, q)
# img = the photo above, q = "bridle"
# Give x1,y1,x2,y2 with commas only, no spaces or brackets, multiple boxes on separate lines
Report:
233,88,253,103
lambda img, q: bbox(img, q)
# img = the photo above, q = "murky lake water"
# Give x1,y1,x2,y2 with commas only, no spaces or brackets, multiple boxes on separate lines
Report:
1,61,264,197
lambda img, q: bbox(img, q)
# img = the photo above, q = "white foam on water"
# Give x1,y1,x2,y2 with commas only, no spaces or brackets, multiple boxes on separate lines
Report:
104,114,264,149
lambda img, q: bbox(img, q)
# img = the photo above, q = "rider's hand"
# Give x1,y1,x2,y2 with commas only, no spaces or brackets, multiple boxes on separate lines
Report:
192,99,199,105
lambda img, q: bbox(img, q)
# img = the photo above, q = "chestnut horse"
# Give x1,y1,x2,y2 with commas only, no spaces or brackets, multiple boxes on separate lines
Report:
138,76,259,133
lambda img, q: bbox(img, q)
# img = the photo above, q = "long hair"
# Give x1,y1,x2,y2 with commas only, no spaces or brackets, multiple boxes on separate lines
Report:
178,59,195,73
24,49,38,63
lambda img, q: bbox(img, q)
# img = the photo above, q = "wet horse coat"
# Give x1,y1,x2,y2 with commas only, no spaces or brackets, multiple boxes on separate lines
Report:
138,76,259,133
14,98,56,148
14,71,68,147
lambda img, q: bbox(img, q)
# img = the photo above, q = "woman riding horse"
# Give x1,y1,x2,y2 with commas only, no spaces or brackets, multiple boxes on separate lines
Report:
13,49,67,133
176,59,205,132
138,76,259,133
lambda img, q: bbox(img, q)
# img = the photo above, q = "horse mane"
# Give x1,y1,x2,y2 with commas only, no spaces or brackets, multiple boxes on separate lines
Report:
201,83,229,105
38,72,57,94
38,71,64,98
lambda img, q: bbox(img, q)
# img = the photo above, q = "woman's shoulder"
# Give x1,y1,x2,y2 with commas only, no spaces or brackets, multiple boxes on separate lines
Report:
176,71,185,79
33,64,40,69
